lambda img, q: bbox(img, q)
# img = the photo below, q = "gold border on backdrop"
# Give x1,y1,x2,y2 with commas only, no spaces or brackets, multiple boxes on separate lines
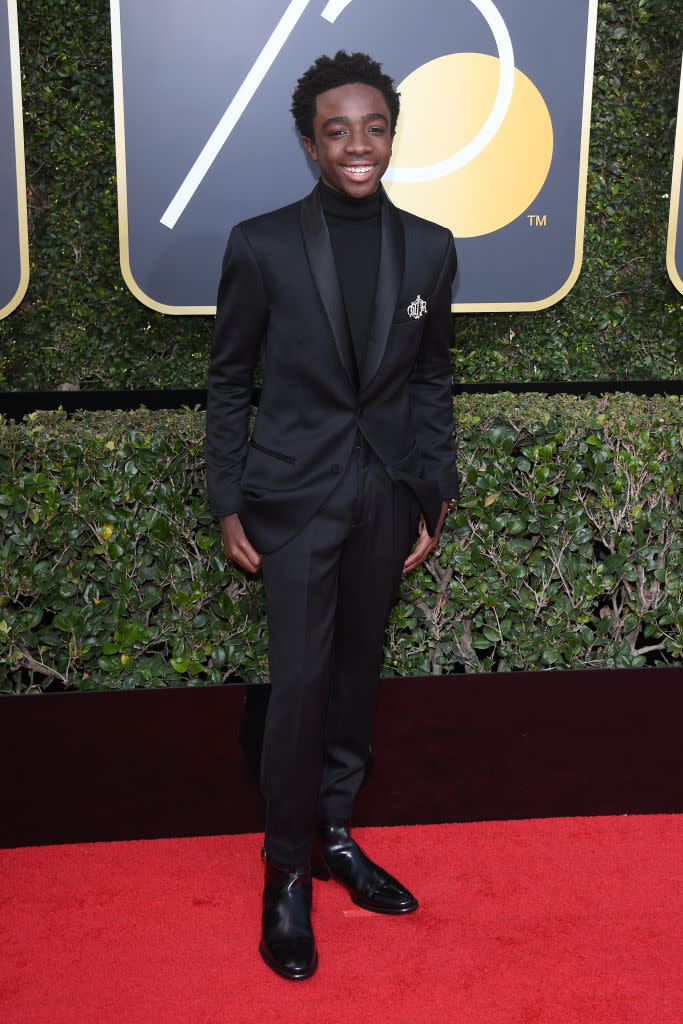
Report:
110,0,598,316
110,0,214,315
0,0,29,320
453,0,598,312
666,54,683,296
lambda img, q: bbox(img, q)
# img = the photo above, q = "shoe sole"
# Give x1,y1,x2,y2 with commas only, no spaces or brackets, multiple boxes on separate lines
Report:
350,893,419,915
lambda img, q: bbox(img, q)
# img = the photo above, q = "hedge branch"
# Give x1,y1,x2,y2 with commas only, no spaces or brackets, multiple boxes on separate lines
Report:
17,644,66,684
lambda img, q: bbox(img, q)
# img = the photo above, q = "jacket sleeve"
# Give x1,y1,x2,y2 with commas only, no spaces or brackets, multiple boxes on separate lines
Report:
204,225,268,518
409,231,459,502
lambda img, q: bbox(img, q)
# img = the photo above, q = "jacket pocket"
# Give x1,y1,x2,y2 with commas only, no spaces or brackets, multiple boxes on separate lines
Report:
249,439,296,465
395,440,419,468
392,311,423,326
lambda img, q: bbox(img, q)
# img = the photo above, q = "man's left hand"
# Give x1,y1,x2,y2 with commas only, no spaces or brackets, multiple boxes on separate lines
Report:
402,500,448,574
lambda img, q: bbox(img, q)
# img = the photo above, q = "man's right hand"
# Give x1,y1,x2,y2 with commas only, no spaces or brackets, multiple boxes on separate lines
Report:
220,514,262,574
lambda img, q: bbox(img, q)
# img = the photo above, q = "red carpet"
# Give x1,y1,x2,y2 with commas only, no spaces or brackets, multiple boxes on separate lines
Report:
1,816,680,1023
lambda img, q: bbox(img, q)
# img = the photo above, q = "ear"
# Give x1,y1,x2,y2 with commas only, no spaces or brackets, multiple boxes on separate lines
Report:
302,136,318,163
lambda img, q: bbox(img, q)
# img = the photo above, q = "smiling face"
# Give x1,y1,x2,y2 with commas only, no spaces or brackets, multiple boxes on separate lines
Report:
302,82,393,198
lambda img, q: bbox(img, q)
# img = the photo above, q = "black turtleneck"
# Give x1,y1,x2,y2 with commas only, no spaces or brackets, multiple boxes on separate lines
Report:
319,179,382,378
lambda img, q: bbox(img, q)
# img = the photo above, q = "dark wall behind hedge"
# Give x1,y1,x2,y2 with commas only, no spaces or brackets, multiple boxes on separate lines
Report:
0,0,681,390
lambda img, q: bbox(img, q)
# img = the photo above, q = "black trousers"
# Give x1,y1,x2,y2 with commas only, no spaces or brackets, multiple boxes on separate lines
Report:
259,437,418,864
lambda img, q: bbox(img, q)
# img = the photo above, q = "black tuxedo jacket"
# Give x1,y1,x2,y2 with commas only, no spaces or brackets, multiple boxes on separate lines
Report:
205,184,459,554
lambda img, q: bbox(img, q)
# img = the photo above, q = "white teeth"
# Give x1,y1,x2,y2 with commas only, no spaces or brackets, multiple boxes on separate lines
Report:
344,166,373,175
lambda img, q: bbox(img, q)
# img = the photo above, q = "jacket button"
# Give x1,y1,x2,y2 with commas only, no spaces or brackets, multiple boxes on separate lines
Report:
355,406,363,417
331,463,342,474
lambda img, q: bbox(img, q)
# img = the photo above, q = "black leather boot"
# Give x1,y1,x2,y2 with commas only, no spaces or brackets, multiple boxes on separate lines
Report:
312,821,418,914
259,850,318,980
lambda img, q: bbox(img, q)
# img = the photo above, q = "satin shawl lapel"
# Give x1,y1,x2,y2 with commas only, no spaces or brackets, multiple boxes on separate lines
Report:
362,194,405,391
300,187,358,391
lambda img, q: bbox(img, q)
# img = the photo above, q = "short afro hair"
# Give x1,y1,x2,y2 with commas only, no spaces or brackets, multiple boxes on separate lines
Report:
291,51,400,140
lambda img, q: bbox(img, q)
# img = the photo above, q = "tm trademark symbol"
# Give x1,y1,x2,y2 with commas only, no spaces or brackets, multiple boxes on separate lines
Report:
527,214,547,227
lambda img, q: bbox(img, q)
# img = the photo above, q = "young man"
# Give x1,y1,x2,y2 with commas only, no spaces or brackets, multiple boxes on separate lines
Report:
205,51,458,980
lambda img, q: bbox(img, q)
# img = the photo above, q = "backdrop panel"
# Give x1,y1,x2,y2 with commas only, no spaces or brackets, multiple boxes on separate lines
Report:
111,0,597,313
0,0,28,320
667,53,683,295
1,668,681,847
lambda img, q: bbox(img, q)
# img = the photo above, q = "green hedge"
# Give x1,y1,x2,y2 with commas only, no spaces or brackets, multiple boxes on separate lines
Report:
0,1,681,389
1,394,680,692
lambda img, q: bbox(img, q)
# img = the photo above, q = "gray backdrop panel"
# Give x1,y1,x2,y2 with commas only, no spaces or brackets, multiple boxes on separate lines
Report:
114,0,595,310
0,1,23,315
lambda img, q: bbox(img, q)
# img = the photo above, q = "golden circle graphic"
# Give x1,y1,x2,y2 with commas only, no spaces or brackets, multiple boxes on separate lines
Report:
384,53,554,238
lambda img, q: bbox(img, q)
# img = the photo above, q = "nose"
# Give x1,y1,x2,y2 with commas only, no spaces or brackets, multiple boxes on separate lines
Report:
344,126,372,154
